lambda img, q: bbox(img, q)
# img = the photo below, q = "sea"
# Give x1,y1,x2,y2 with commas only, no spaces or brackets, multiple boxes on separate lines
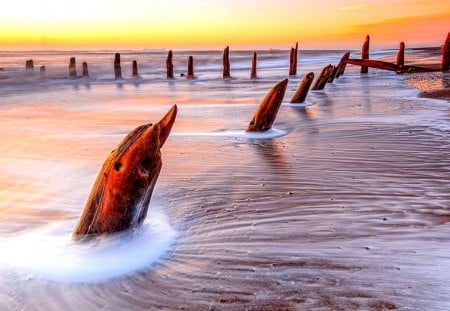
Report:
0,48,449,310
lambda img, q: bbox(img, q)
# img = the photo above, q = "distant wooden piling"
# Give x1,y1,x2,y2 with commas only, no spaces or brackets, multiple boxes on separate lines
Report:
82,62,89,78
361,35,370,74
311,65,334,90
69,57,77,77
250,52,257,79
166,50,174,79
25,60,34,72
293,42,298,75
335,52,350,78
114,53,122,80
40,66,46,78
290,72,314,103
187,56,194,79
223,46,231,79
442,32,450,72
396,42,405,68
132,60,139,78
289,47,295,75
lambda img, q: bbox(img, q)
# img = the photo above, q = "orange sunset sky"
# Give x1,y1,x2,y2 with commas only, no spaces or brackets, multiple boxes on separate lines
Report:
0,0,449,50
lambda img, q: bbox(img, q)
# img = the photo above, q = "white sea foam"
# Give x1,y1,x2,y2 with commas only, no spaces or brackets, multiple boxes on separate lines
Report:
0,206,177,283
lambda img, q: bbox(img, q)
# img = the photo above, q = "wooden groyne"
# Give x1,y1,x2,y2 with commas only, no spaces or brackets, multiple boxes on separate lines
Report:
223,46,231,79
187,56,194,79
290,72,314,103
361,35,370,74
250,52,257,79
289,42,298,75
114,53,122,80
166,50,174,79
69,57,77,77
82,62,89,78
132,60,139,78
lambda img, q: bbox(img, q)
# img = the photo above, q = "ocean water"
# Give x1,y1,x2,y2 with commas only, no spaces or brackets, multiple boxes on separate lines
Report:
0,48,449,310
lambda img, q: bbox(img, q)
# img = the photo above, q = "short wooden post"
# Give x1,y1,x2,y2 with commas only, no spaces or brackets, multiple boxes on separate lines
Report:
132,60,139,78
442,32,450,72
293,42,298,75
289,47,295,75
335,52,350,78
82,62,89,78
40,66,46,78
397,42,405,67
311,65,334,90
25,59,34,72
250,52,257,79
361,35,370,74
166,50,174,79
223,46,231,79
114,53,122,80
69,57,77,77
290,72,314,103
187,56,194,79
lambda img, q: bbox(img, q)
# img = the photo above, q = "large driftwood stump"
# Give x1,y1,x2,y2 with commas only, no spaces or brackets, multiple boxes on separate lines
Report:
361,35,370,74
114,53,122,80
82,62,89,78
40,66,46,78
69,57,77,77
250,52,257,79
442,32,450,72
166,50,174,79
187,56,194,79
223,46,231,79
335,52,350,78
132,60,139,78
25,60,34,72
311,65,334,90
246,79,288,132
73,105,178,239
397,42,405,67
290,72,314,103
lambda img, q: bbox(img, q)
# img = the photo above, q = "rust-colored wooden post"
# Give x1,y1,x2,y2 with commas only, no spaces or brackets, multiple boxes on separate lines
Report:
25,59,34,72
290,72,314,103
187,56,194,79
69,57,77,77
311,65,334,90
250,52,257,79
442,32,450,72
132,60,139,78
361,35,370,74
293,42,298,75
82,62,89,78
335,51,350,78
40,66,46,78
114,53,122,80
327,66,339,83
166,50,174,79
397,42,405,67
289,47,295,75
223,46,231,79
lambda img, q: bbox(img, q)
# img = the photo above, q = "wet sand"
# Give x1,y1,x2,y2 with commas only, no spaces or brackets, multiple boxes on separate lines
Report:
0,49,449,310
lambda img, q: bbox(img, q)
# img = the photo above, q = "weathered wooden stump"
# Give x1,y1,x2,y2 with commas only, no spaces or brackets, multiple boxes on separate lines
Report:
132,60,139,78
223,46,231,79
82,62,89,78
73,105,178,238
40,66,46,78
293,42,298,75
327,66,339,83
250,52,257,79
335,52,350,78
311,65,334,90
442,32,450,72
187,56,194,79
69,57,77,77
397,42,405,67
25,60,34,72
290,72,314,103
114,53,122,80
361,35,370,74
246,79,288,132
166,50,174,79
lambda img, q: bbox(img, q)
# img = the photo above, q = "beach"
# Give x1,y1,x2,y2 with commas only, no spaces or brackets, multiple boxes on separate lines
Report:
0,48,449,310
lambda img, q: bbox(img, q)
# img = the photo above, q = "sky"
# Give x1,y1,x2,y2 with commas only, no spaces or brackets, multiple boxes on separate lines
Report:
0,0,449,50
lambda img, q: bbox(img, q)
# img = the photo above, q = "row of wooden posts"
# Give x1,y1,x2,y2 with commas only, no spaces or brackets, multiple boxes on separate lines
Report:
22,32,450,103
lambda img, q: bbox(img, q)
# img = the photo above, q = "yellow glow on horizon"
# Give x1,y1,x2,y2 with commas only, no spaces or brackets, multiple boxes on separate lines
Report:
1,0,449,50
